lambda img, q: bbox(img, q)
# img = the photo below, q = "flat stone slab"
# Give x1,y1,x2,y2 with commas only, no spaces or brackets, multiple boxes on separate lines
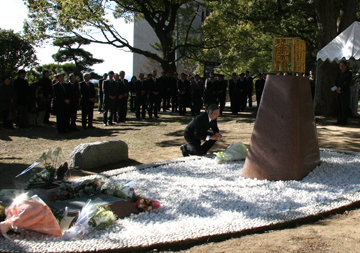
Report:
242,75,320,180
69,140,128,170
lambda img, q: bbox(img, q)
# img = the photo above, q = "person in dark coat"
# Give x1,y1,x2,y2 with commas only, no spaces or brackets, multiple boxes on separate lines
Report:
245,70,253,108
335,60,352,126
38,70,53,124
236,73,247,112
204,72,217,107
135,73,148,119
229,73,238,115
171,72,179,113
0,76,16,128
255,72,265,107
103,71,118,126
147,70,161,118
79,73,96,129
129,76,137,112
178,73,191,116
180,103,223,156
14,70,30,128
53,73,71,134
191,74,204,116
117,71,129,122
68,73,80,130
215,74,227,115
159,71,170,112
97,73,108,113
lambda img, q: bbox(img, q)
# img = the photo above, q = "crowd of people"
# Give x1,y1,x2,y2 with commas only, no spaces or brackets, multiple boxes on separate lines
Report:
0,68,327,133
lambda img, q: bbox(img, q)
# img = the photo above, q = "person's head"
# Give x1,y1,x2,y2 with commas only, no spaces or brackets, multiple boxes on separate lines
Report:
18,69,26,79
181,73,187,80
102,73,108,79
152,70,157,78
190,76,195,82
232,73,237,80
108,71,114,79
209,72,215,79
245,70,250,76
173,72,178,78
83,72,91,82
218,74,224,81
195,74,200,81
166,72,171,77
340,60,348,72
120,70,125,79
69,73,76,83
258,72,263,78
161,71,166,77
139,73,145,80
206,104,220,120
310,72,315,79
131,76,137,82
114,73,120,81
43,70,50,79
239,73,245,80
56,73,65,83
2,76,10,85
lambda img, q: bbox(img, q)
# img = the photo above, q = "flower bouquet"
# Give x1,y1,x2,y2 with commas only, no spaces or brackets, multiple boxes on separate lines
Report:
134,198,160,212
88,205,117,230
214,141,248,163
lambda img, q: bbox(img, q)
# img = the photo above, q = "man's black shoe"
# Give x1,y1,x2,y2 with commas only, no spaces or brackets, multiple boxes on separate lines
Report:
180,145,189,157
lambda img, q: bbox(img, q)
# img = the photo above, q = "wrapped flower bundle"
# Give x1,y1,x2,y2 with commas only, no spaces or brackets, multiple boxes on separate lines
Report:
134,198,160,212
215,142,248,163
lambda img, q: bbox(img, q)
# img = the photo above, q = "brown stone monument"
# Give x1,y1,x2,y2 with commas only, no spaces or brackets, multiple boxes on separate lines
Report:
242,75,321,181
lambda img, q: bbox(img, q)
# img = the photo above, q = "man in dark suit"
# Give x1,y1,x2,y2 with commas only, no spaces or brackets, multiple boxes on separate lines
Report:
80,73,96,129
14,69,30,128
229,73,238,115
237,73,247,112
180,104,223,156
103,71,118,126
98,73,108,113
245,70,253,108
255,72,265,107
148,70,161,118
335,60,352,126
204,72,217,107
68,73,80,131
171,72,179,113
53,73,71,134
38,70,53,124
215,74,227,115
135,73,148,119
178,73,191,116
117,70,129,122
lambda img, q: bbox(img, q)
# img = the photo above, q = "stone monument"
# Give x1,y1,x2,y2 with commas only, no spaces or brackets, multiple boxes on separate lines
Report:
242,38,321,181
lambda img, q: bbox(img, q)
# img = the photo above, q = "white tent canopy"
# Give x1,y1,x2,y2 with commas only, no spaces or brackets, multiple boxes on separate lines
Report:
317,21,360,62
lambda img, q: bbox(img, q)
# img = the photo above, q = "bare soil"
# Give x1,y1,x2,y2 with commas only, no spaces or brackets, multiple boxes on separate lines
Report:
1,107,360,253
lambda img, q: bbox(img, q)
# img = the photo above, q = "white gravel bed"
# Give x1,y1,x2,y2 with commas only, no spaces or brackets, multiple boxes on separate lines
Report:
1,148,360,252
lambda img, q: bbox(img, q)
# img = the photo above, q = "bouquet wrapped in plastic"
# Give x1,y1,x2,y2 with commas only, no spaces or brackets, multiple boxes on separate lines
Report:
62,199,97,240
134,198,161,212
215,142,248,163
0,193,62,238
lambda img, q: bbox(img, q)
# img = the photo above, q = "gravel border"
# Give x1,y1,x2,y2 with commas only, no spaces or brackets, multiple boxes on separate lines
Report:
1,148,360,252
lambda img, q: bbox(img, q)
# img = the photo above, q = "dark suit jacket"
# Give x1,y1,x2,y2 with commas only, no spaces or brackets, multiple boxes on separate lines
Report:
103,79,118,103
135,79,147,99
335,69,352,92
79,81,95,106
184,112,219,141
53,82,71,108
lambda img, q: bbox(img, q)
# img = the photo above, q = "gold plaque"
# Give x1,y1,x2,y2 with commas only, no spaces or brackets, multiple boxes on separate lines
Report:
273,38,306,73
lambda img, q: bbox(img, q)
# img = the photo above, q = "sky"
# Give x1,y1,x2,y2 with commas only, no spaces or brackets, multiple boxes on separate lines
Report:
1,0,134,78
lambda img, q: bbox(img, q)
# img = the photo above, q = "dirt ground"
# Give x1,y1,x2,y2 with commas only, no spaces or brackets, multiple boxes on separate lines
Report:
1,106,360,252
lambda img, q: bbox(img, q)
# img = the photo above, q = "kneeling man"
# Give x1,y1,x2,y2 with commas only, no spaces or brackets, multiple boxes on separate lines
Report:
181,104,223,156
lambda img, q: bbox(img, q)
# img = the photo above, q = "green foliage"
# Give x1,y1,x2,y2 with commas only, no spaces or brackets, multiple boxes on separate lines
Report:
0,29,38,79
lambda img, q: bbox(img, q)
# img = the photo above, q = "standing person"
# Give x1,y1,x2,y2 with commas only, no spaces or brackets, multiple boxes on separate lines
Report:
255,72,265,107
68,73,80,131
135,73,148,119
53,73,71,134
171,72,179,113
0,76,16,129
335,60,352,126
98,73,108,114
38,70,53,124
191,74,204,116
309,72,316,102
204,72,217,108
178,73,191,116
159,71,169,112
102,71,118,126
245,70,253,108
80,73,96,129
229,73,238,115
237,73,247,112
14,70,30,128
148,70,161,118
118,71,129,122
166,72,172,110
216,74,227,115
129,76,137,112
180,103,223,156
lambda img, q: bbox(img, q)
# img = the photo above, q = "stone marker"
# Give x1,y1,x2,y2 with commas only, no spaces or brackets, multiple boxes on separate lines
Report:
242,75,321,181
69,140,128,170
